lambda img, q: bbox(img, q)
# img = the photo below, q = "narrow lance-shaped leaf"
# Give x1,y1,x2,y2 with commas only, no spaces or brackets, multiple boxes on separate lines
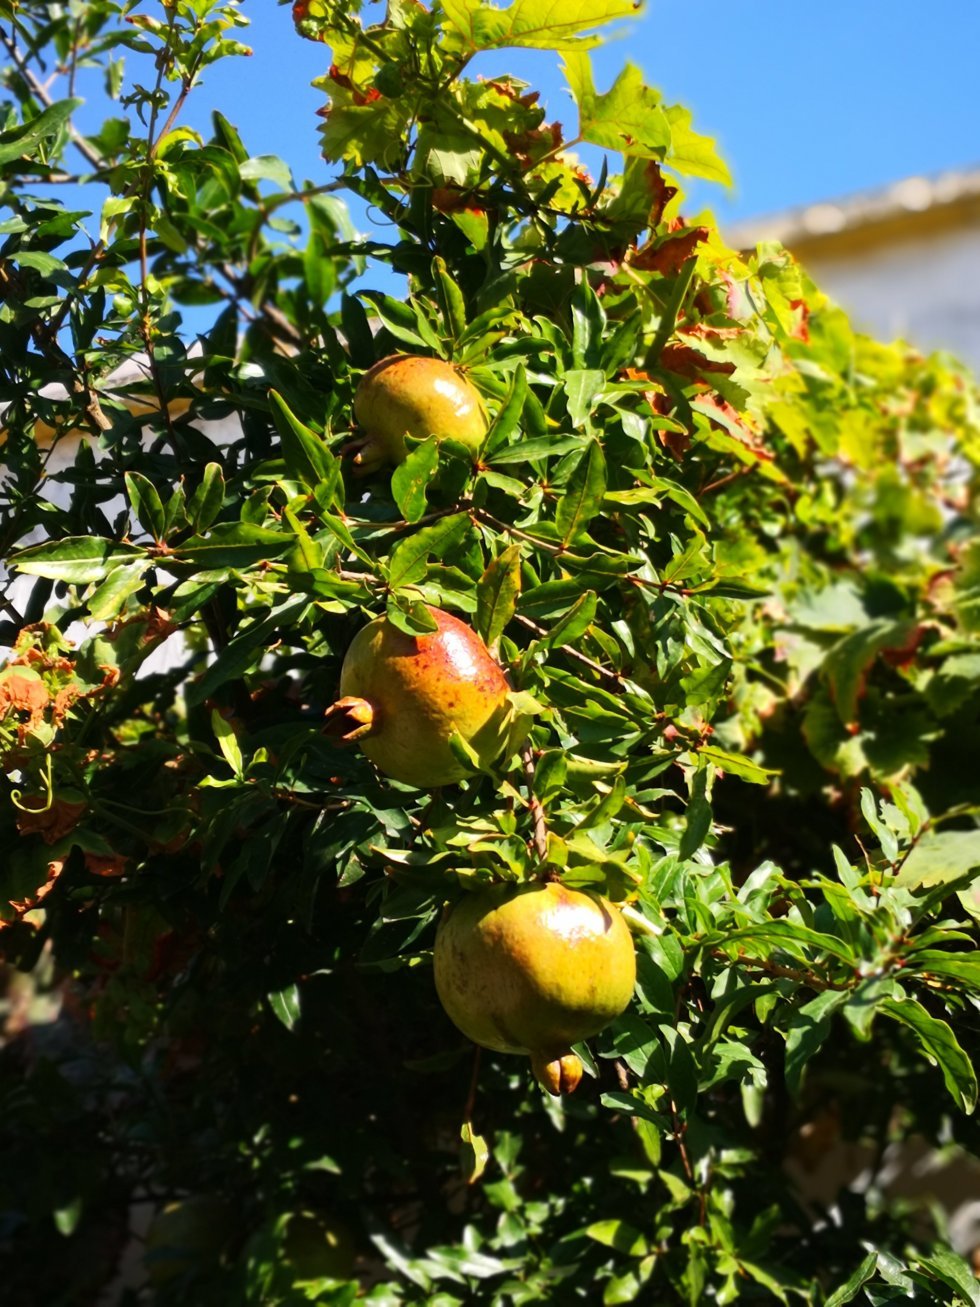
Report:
697,745,778,786
269,389,340,504
12,537,143,585
481,362,527,457
125,471,166,543
784,989,849,1098
268,984,301,1031
187,462,225,533
282,504,324,571
386,593,440,636
86,563,149,622
433,255,467,341
0,99,82,166
556,441,607,546
391,436,439,524
881,998,978,1112
546,590,597,648
211,708,244,779
358,291,444,353
387,512,472,591
476,545,521,653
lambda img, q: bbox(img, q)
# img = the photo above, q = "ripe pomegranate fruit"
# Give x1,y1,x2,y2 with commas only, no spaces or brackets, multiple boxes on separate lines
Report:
434,881,636,1094
324,606,511,788
351,354,487,471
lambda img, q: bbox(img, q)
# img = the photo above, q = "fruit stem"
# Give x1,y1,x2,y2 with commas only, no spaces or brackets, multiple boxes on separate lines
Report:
520,742,550,872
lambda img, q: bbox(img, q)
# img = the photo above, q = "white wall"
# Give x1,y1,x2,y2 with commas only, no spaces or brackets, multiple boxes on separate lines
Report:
801,224,980,371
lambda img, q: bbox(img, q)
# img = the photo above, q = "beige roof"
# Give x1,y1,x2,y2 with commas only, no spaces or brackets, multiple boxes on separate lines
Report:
726,166,980,259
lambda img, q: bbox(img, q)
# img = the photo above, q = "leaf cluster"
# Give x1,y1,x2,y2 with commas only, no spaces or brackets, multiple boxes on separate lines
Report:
0,2,979,1304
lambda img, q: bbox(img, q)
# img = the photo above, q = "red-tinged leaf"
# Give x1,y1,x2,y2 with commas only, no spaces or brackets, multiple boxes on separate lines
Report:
658,344,735,379
622,368,690,457
646,161,678,226
692,394,772,460
679,322,746,341
631,226,709,275
788,298,811,343
15,796,87,844
84,852,128,879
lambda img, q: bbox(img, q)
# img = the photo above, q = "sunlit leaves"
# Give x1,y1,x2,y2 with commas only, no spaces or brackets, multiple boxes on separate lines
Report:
440,0,641,51
563,52,670,160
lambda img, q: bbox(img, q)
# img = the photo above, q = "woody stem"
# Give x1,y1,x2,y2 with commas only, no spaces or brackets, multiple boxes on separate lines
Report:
520,743,550,869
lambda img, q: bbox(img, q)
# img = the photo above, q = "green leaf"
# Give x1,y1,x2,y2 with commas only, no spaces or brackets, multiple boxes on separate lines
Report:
176,523,293,570
911,1248,980,1306
187,462,225,532
486,434,584,465
822,620,915,726
784,990,848,1097
545,591,597,648
12,537,143,585
52,1197,83,1238
433,255,467,341
723,920,857,966
696,746,778,786
663,105,732,186
564,368,605,428
125,471,166,542
282,503,324,571
0,99,81,166
679,766,711,860
268,984,301,1031
86,563,149,621
239,154,293,190
460,1122,489,1184
563,53,671,159
476,545,522,652
211,709,244,780
905,949,980,988
391,436,439,523
481,363,527,457
824,1253,878,1307
555,441,606,546
880,998,978,1112
576,775,627,831
584,1219,649,1257
359,291,443,353
269,389,341,504
441,0,639,50
387,512,471,591
533,751,567,802
892,831,980,891
386,594,440,635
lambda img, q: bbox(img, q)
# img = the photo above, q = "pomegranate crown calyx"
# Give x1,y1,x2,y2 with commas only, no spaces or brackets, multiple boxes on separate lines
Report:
323,695,376,743
531,1050,584,1097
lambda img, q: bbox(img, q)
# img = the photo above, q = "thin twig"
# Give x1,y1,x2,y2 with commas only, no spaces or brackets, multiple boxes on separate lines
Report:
520,742,550,868
514,613,623,686
472,508,563,554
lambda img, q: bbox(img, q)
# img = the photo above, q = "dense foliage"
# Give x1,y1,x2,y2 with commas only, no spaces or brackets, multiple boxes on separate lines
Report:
1,1,979,1303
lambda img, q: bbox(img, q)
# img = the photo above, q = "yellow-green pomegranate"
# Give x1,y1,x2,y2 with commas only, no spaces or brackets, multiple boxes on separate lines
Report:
351,354,487,471
434,881,636,1094
325,607,511,788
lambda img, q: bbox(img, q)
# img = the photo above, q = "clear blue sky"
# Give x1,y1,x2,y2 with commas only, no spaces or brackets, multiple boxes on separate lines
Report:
186,0,980,234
